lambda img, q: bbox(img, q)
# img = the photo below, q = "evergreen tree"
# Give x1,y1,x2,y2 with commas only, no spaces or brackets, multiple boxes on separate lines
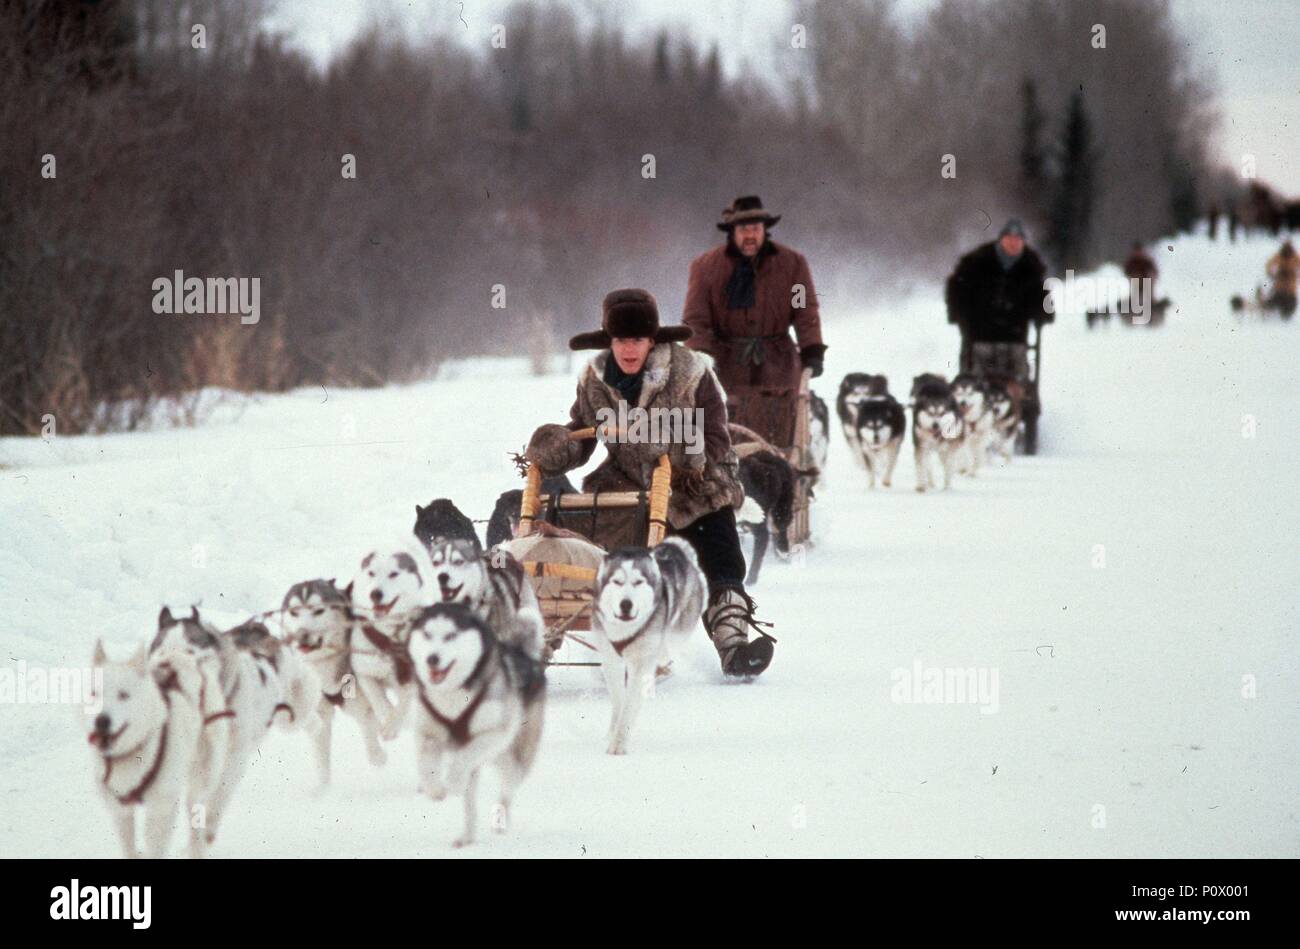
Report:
1048,90,1097,271
653,32,670,85
1018,78,1046,216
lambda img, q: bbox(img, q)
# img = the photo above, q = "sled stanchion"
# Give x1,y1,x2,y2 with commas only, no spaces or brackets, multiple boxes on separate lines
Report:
785,368,813,546
517,464,542,537
647,454,671,547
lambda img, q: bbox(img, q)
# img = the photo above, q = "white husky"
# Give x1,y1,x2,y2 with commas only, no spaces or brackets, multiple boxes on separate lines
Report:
89,642,216,858
406,602,546,847
345,542,437,739
149,606,318,849
592,537,707,755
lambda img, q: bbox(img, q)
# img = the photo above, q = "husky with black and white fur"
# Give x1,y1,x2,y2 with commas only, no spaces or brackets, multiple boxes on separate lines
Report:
425,538,545,659
592,536,708,755
345,542,439,740
281,578,390,785
911,377,966,492
406,602,546,847
950,373,996,476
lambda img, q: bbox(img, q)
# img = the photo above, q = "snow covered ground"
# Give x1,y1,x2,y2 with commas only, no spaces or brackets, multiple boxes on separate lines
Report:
2,231,1296,858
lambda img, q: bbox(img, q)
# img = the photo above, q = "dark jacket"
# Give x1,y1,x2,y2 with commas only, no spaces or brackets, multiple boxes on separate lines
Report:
945,242,1052,343
1123,249,1158,281
682,239,823,392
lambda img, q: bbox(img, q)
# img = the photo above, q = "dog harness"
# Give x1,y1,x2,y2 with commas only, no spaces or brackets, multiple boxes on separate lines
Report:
359,624,414,685
101,724,169,806
417,686,488,747
99,663,185,806
608,628,644,657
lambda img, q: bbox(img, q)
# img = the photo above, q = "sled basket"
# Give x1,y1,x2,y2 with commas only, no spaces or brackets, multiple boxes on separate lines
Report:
501,428,671,663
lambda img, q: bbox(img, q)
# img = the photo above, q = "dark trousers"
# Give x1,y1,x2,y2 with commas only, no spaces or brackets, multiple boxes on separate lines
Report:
668,506,747,598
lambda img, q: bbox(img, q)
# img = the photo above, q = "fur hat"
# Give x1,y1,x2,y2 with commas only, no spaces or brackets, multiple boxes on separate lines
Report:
999,217,1027,239
717,194,781,232
567,289,693,351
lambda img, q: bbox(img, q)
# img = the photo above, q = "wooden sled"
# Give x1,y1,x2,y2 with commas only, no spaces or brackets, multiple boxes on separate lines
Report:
500,427,671,666
727,368,816,548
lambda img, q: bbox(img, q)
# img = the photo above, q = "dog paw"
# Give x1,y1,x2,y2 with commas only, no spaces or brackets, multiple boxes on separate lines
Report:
452,834,475,849
419,782,448,802
606,739,629,756
914,485,926,493
366,745,388,767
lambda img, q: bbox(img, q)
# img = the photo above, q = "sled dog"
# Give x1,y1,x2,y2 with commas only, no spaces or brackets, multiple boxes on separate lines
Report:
345,543,438,739
89,642,215,858
486,475,576,547
852,390,907,489
985,378,1023,461
281,578,390,784
149,606,312,847
592,537,707,755
413,498,482,554
911,377,965,492
950,373,995,476
406,602,546,847
837,373,890,468
425,537,545,659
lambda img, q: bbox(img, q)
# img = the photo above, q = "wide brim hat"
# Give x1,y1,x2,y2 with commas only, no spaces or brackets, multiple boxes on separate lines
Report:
717,194,781,232
567,288,694,351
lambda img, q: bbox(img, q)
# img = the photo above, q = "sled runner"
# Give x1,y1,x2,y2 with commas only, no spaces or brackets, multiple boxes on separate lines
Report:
502,427,672,665
728,367,816,546
960,323,1044,455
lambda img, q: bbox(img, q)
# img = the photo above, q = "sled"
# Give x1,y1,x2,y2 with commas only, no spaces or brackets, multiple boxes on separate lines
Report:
501,427,671,665
1231,288,1296,319
1085,298,1171,328
960,324,1043,455
728,367,816,547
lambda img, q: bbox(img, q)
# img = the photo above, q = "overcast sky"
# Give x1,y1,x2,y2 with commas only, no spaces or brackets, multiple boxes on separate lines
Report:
268,0,1299,194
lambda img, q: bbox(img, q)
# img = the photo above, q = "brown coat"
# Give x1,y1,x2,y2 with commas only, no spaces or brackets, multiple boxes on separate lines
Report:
562,343,744,530
1266,251,1298,296
682,240,823,394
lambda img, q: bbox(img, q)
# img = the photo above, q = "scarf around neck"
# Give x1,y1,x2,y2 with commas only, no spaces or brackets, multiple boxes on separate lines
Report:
603,353,645,406
724,239,774,309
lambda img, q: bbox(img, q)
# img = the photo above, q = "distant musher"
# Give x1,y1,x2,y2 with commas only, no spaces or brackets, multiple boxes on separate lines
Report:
945,218,1052,450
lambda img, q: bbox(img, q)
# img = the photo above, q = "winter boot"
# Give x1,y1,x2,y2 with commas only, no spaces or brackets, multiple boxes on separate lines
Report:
703,586,776,678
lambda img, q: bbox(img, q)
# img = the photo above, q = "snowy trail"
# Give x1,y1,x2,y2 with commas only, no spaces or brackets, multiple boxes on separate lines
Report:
2,233,1296,857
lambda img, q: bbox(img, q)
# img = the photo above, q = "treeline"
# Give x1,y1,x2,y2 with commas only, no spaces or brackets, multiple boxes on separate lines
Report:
2,0,1224,434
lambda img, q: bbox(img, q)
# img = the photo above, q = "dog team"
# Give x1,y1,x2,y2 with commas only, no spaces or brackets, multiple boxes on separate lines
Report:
836,370,1025,493
88,496,708,856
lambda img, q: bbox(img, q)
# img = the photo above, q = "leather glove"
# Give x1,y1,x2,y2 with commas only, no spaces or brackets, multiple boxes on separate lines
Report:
525,424,576,477
800,344,827,378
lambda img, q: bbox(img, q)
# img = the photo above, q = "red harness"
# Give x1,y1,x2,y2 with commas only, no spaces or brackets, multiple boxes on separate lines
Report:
360,624,413,685
101,723,169,806
417,686,488,747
